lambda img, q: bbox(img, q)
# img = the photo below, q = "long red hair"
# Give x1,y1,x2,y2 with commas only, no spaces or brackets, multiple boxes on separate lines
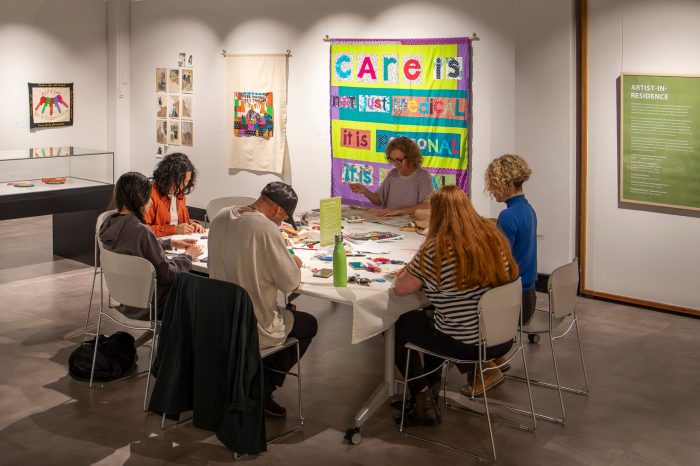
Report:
418,186,518,290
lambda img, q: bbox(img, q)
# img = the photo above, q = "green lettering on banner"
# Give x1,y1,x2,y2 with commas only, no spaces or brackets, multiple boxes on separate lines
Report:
320,197,342,247
620,74,700,214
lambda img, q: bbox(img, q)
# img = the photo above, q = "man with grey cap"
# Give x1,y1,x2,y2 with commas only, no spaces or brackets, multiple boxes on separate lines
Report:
208,181,318,417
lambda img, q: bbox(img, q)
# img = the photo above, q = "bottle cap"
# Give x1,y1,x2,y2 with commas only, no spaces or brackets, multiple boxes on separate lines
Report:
335,234,343,242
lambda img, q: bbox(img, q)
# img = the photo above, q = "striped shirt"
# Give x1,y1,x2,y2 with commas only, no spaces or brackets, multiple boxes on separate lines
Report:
376,167,435,209
408,242,492,344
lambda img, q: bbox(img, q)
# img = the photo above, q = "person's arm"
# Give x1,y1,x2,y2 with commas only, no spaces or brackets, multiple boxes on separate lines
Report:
265,226,302,292
497,211,517,248
349,183,382,206
393,266,423,296
178,195,205,233
373,201,430,217
140,229,192,287
144,191,179,237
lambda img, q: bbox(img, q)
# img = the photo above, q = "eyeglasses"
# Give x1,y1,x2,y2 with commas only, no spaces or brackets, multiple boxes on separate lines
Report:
388,157,406,165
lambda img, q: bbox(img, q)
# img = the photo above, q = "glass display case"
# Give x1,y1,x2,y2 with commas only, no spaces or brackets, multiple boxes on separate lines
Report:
0,146,113,192
0,147,115,265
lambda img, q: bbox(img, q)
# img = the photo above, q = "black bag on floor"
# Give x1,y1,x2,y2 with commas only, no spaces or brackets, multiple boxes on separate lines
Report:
68,332,137,382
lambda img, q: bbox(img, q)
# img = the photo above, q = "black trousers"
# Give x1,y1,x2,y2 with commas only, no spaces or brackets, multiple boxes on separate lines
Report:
395,310,513,396
263,309,318,393
522,288,537,325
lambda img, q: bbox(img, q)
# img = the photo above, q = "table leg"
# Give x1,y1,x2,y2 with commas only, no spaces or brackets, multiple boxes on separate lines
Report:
352,325,395,429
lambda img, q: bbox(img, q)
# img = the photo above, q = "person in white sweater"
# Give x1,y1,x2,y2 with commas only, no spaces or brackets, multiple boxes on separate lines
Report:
208,181,318,418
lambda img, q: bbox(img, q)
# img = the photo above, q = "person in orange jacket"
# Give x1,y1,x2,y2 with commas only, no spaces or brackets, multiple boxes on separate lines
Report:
144,152,205,237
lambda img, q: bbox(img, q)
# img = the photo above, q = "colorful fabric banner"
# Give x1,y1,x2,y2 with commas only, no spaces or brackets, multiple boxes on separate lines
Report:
329,38,472,204
226,55,288,174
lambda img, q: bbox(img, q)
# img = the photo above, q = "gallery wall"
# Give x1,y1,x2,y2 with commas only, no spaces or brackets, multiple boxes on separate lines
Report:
587,0,700,310
0,0,108,152
128,0,518,216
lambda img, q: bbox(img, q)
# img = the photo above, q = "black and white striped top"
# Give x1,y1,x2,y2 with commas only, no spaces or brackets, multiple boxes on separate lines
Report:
408,242,492,344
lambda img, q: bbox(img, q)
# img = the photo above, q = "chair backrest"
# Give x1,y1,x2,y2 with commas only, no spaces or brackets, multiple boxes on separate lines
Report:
479,278,522,348
206,196,256,222
100,248,156,309
95,209,117,253
548,257,579,320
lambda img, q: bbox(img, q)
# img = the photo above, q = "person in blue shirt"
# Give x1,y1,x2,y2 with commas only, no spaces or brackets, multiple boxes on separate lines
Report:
485,154,538,325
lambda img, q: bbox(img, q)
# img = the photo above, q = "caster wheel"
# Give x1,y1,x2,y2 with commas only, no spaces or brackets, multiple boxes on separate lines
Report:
344,427,361,445
528,334,540,344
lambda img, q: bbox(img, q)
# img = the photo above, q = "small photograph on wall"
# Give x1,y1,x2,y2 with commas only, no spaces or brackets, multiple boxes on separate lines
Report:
156,68,167,92
181,95,192,119
157,119,168,144
168,68,181,93
168,94,180,118
181,121,193,147
156,93,167,118
179,52,193,68
28,83,73,128
168,120,181,145
156,144,168,158
181,68,193,93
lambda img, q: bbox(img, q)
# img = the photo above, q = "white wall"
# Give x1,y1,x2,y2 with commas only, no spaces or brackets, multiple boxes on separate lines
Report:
129,0,517,216
0,0,108,152
515,0,577,274
587,0,700,310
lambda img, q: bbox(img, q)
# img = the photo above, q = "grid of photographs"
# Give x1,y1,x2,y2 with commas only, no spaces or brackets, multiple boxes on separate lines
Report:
155,53,193,157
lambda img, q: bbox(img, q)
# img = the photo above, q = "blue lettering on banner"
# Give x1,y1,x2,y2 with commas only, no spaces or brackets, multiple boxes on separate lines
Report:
375,130,461,159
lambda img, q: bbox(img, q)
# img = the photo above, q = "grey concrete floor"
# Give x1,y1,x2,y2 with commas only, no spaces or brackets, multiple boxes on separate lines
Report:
1,216,699,465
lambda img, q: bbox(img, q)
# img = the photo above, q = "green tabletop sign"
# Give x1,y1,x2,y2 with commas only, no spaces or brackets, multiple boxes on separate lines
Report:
620,74,700,213
320,197,342,247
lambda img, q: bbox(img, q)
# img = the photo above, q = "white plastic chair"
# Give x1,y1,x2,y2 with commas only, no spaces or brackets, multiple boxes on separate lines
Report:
398,278,536,463
91,248,159,411
205,196,256,224
508,257,589,423
84,209,117,335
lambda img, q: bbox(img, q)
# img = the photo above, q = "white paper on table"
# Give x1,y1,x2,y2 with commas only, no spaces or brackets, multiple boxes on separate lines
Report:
350,240,391,254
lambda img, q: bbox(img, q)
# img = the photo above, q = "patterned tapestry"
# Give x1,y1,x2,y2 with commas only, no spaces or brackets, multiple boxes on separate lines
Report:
329,37,472,204
226,54,288,174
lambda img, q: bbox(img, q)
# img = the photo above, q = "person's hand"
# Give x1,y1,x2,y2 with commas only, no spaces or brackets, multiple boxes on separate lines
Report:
171,238,196,249
349,183,369,195
185,244,203,260
292,254,302,268
176,223,195,234
189,220,205,233
376,208,401,217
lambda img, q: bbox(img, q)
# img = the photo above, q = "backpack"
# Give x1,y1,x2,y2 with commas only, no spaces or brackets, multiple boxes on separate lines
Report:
68,332,137,382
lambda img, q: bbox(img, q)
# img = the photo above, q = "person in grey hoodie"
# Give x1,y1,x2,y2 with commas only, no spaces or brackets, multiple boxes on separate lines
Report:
99,172,202,321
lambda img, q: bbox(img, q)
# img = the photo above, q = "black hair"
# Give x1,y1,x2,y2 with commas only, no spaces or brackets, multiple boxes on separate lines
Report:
113,172,152,223
152,152,197,198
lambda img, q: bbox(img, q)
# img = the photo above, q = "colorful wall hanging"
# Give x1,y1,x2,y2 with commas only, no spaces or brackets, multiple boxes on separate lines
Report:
329,37,473,204
226,54,288,174
28,83,73,128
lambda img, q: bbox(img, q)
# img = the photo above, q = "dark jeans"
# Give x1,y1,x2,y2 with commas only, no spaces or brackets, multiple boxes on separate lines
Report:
395,310,513,396
522,288,537,325
263,309,318,393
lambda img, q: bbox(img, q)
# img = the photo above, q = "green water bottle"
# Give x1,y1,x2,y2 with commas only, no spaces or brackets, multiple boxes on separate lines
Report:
333,234,347,287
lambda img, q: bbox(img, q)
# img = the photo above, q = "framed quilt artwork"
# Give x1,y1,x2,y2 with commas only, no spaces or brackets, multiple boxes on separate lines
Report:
28,83,73,128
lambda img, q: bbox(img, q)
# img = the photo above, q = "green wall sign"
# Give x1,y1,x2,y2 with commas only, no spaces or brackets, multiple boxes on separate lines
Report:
620,74,700,213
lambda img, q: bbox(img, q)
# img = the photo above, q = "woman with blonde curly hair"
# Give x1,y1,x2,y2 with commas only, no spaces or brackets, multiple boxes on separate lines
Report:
484,154,537,326
392,186,519,426
349,136,434,217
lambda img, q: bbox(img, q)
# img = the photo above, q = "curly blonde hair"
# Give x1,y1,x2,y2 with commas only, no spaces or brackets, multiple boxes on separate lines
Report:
484,154,532,196
385,136,422,168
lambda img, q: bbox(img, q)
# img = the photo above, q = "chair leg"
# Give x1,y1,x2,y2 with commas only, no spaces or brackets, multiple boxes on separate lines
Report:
549,335,566,422
480,361,497,462
85,267,98,335
398,348,412,432
144,316,158,412
573,319,590,394
296,340,304,424
520,345,537,430
89,311,104,388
